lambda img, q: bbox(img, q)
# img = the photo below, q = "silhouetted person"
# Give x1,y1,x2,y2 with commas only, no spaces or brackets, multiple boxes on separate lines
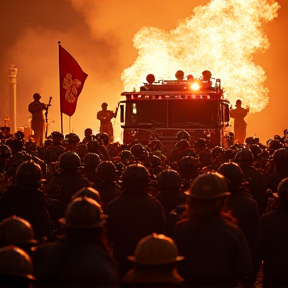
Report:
28,93,49,145
218,162,260,257
234,149,268,215
254,177,288,288
156,169,186,217
0,245,36,288
97,102,117,143
265,148,288,192
230,99,249,144
93,161,119,214
33,196,118,287
122,233,184,288
82,128,94,144
173,172,253,288
47,151,89,221
107,164,165,278
0,216,38,256
0,160,54,242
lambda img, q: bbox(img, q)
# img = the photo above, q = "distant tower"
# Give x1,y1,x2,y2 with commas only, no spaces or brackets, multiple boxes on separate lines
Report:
9,65,17,134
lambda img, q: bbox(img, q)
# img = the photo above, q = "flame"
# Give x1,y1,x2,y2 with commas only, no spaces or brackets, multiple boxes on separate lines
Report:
121,0,280,113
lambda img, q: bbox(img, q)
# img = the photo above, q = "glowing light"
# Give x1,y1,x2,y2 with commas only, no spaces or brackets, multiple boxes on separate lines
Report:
191,82,200,90
121,0,280,113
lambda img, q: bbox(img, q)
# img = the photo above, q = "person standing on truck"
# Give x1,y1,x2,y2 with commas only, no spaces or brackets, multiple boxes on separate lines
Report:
28,93,49,145
97,102,117,143
229,99,249,144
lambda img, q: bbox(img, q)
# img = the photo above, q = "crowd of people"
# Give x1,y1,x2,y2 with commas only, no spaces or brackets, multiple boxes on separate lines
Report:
0,127,288,288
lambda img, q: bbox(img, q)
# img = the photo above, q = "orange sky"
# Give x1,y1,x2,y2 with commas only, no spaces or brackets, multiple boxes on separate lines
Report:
0,0,287,144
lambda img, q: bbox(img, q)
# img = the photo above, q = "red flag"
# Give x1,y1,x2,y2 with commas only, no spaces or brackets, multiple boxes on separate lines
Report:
59,45,88,116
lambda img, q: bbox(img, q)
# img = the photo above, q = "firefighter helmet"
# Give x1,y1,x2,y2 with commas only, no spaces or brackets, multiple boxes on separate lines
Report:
147,140,164,152
14,131,24,140
250,144,263,158
218,162,244,187
272,148,288,163
16,160,44,187
245,136,255,146
8,139,24,153
65,133,80,144
122,164,150,187
178,156,198,173
83,152,101,168
0,246,35,280
223,148,236,162
128,233,184,265
44,139,53,147
130,143,147,159
176,130,190,142
211,146,224,158
84,128,93,137
276,177,288,203
72,187,102,204
119,150,134,165
186,172,230,199
0,144,12,160
234,149,254,163
0,216,37,246
59,196,105,228
149,155,162,169
59,151,81,169
32,155,47,177
157,169,181,189
95,133,109,146
38,148,58,164
268,139,283,154
87,140,100,153
95,161,117,181
51,131,64,139
11,151,30,168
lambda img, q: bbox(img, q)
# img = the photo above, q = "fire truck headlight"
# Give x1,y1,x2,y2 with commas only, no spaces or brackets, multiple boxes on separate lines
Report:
190,82,200,90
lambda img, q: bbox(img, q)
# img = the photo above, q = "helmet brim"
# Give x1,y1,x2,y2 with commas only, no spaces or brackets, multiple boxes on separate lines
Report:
58,214,107,229
127,255,184,265
122,266,184,284
184,190,231,199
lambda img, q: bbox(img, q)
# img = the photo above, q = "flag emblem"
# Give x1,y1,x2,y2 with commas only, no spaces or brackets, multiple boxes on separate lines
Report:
63,73,82,103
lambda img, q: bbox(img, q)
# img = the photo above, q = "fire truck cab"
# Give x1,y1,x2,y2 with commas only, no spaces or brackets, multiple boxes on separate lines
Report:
116,70,230,152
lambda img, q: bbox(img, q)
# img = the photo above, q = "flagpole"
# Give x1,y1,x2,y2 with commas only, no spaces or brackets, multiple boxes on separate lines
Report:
58,41,64,134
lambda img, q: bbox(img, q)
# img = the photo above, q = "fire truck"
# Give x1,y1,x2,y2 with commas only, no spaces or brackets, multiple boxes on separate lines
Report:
116,70,230,152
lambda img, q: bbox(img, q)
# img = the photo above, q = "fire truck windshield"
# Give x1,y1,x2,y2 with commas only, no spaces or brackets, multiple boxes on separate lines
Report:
173,100,216,126
125,100,167,127
123,99,221,128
